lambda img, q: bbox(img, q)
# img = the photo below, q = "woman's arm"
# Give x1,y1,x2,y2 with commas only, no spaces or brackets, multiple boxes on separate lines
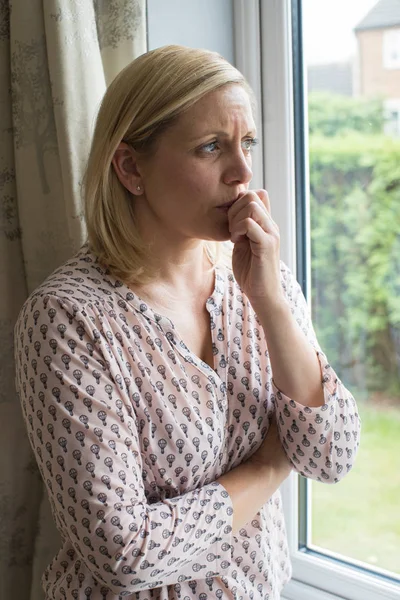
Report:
254,296,325,408
219,418,292,534
228,190,360,484
255,263,361,483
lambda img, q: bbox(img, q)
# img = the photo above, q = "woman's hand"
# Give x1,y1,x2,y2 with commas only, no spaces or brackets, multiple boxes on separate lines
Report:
228,189,284,310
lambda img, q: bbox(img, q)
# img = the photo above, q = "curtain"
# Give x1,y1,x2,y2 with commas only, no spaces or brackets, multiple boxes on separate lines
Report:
0,1,146,598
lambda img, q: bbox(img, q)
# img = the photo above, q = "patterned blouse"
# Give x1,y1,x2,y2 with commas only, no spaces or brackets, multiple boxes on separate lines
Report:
14,245,361,600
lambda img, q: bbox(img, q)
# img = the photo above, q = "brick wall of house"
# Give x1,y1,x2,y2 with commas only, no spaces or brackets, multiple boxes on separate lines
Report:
357,28,400,97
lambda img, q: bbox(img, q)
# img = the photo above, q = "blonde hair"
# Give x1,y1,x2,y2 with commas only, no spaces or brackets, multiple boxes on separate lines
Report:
84,44,254,284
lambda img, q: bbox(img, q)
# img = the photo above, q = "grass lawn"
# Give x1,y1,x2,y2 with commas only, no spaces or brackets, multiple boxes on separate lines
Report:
311,402,400,575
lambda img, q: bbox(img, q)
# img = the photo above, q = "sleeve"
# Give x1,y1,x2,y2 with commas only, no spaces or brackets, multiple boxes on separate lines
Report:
272,263,361,484
14,294,234,594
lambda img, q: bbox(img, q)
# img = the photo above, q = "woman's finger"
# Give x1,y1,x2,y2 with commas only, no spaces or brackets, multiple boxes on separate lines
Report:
228,191,264,219
229,201,279,238
231,217,267,245
254,189,271,214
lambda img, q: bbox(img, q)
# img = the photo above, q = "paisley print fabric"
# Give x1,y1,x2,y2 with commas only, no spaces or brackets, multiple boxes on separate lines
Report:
14,245,361,600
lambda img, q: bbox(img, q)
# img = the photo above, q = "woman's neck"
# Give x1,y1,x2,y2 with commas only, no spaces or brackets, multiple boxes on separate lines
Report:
130,250,215,315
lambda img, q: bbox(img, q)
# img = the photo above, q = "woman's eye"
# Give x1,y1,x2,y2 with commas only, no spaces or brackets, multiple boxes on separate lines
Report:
198,137,258,154
242,137,259,151
200,141,219,153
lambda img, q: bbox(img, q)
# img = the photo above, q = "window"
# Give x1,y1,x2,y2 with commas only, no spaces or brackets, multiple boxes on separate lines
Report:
301,0,400,584
234,1,400,598
383,99,400,135
383,29,400,70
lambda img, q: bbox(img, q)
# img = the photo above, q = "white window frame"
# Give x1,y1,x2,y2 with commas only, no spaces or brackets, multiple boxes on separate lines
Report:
233,1,400,599
383,28,400,70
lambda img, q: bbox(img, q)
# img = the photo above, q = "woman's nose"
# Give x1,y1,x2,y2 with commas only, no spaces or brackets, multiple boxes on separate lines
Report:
223,150,253,185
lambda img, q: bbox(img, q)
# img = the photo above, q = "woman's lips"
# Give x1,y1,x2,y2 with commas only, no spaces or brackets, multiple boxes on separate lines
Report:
217,198,237,211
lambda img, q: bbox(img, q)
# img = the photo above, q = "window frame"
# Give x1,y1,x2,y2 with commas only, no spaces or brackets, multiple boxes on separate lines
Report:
383,28,400,70
233,1,400,599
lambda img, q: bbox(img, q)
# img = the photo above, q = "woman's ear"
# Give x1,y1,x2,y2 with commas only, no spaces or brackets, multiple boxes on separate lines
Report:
112,142,143,195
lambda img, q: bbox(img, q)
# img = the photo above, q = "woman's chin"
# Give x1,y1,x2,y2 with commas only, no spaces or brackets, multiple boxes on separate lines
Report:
206,221,232,242
203,231,232,243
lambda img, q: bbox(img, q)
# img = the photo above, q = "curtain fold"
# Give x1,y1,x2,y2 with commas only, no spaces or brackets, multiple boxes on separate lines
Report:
0,1,146,598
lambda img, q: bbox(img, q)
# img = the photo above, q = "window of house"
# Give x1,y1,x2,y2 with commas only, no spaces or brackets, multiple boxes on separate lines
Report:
383,28,400,69
235,1,400,598
383,99,400,135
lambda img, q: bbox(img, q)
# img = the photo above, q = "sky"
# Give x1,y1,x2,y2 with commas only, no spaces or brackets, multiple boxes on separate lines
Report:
303,0,380,65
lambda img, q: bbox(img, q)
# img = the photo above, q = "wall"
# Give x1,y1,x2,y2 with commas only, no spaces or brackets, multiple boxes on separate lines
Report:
146,0,235,64
357,28,400,98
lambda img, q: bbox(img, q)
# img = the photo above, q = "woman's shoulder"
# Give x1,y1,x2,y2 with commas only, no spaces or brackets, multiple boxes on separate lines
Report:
14,245,169,346
15,245,126,326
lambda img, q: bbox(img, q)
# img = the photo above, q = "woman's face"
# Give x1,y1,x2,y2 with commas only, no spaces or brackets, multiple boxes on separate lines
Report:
135,84,256,243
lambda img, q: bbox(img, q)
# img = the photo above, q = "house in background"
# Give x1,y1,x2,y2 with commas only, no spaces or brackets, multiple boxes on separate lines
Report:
354,0,400,134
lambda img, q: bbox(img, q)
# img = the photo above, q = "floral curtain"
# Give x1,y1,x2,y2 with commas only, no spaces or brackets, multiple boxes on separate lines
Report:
0,1,146,598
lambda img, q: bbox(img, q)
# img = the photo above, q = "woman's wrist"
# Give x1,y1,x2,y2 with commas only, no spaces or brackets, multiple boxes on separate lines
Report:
250,293,290,327
248,449,292,483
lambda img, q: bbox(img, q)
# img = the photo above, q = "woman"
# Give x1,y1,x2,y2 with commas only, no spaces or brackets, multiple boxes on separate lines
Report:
14,45,361,600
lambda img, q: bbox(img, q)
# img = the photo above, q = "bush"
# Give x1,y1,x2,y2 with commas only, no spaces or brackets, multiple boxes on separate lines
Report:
309,132,400,396
308,92,385,137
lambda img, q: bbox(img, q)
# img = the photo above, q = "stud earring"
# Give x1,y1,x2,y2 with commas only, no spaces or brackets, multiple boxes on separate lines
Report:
136,185,141,192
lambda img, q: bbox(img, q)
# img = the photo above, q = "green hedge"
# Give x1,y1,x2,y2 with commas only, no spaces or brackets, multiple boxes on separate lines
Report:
309,133,400,397
308,92,385,137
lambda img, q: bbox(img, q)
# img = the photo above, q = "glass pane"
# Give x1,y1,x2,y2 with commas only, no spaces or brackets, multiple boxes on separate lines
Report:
302,0,400,576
